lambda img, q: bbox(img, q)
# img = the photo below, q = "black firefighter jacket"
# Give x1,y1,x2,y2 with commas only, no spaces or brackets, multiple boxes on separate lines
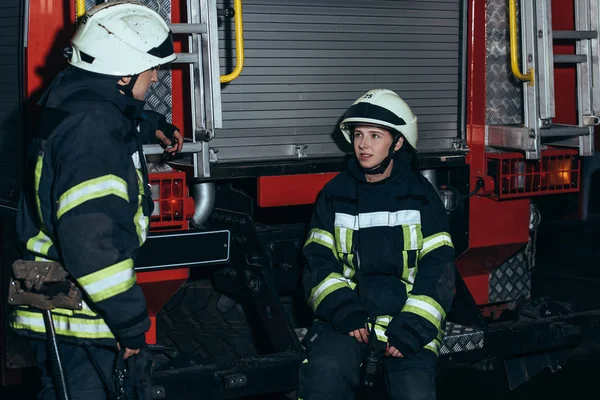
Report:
10,67,164,349
302,150,456,356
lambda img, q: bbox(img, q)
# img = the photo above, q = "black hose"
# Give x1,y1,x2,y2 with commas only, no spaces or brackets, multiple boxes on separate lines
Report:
42,310,70,400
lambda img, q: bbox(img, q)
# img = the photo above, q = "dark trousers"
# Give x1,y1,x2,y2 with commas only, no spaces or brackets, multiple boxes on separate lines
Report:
31,340,121,400
298,322,437,400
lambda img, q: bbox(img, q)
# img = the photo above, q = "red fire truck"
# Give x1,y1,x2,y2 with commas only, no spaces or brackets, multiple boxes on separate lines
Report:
1,0,600,398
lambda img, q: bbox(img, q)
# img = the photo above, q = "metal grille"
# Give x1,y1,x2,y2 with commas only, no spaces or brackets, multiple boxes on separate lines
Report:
489,248,532,303
486,0,524,125
214,0,463,162
440,322,484,355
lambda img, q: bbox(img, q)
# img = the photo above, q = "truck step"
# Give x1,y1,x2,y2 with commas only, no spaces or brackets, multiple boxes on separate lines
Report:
152,351,304,400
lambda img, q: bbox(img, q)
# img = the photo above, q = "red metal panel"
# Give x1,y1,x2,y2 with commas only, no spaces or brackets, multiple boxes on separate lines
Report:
258,173,339,207
137,269,189,344
552,0,577,127
459,0,530,304
25,0,75,124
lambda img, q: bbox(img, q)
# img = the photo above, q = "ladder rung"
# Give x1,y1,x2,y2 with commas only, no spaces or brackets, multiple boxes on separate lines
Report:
553,54,587,64
539,125,590,138
142,142,203,155
173,53,199,64
168,23,207,34
553,30,598,40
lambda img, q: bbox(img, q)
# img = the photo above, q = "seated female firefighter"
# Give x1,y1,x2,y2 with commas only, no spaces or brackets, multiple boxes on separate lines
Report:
299,89,455,400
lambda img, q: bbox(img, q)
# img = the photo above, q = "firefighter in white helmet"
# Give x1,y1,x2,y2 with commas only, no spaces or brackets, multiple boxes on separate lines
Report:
300,89,455,400
11,1,180,398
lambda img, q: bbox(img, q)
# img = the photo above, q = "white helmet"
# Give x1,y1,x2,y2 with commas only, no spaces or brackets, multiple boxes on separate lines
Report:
339,89,419,149
69,0,176,76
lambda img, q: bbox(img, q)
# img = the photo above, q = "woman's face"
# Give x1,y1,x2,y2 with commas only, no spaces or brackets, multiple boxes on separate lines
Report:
352,125,403,170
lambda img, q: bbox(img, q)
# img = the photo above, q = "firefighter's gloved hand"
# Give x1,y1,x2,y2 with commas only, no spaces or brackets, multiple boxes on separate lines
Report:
349,327,369,344
385,342,404,358
117,342,141,360
385,333,416,358
334,311,368,336
155,116,183,154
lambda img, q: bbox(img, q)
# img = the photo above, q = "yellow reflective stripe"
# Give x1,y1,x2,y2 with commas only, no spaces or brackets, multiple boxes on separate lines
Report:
376,315,392,327
26,231,53,257
402,224,422,250
334,225,355,254
304,228,338,260
367,322,388,342
57,175,129,219
51,300,99,318
419,232,453,260
345,228,353,254
343,265,355,279
34,155,44,222
401,251,409,281
308,272,356,312
11,310,114,339
402,294,446,331
77,259,136,303
134,170,148,245
424,337,441,355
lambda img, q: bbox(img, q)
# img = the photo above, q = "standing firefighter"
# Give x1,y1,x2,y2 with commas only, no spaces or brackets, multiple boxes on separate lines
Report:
299,89,456,400
10,1,180,398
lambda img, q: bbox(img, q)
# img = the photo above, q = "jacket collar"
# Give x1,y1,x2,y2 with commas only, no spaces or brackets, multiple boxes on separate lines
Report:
346,149,414,186
38,66,146,121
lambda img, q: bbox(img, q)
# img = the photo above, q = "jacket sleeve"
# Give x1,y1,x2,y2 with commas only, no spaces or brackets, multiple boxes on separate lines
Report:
139,110,179,144
52,113,150,349
385,184,456,356
302,188,368,334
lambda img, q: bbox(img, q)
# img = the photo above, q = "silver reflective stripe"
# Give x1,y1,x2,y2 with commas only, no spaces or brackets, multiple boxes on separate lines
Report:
308,229,335,248
12,311,113,339
334,210,421,229
425,339,440,353
407,267,417,284
420,232,453,259
309,273,356,310
57,175,129,219
28,231,53,255
77,259,136,303
339,227,348,253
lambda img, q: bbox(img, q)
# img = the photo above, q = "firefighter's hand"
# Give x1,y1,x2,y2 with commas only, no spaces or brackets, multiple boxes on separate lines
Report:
349,328,369,344
117,342,141,360
385,343,404,358
156,129,184,154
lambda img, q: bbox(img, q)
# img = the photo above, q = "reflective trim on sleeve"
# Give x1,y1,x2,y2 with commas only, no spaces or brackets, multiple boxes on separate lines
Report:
420,232,453,260
134,170,149,245
26,231,53,258
57,175,129,219
308,272,357,312
305,228,338,260
401,294,446,331
77,259,136,303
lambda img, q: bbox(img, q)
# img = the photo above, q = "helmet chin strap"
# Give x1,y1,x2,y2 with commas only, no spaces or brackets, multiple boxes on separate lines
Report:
361,134,401,175
117,74,140,97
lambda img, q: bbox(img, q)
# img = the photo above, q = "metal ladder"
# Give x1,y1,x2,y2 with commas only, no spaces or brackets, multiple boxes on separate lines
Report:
141,0,223,178
488,0,599,159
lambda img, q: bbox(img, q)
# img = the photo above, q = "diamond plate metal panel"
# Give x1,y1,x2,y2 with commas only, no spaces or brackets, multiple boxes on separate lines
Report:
489,249,532,303
486,0,524,125
84,0,173,122
440,322,484,355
